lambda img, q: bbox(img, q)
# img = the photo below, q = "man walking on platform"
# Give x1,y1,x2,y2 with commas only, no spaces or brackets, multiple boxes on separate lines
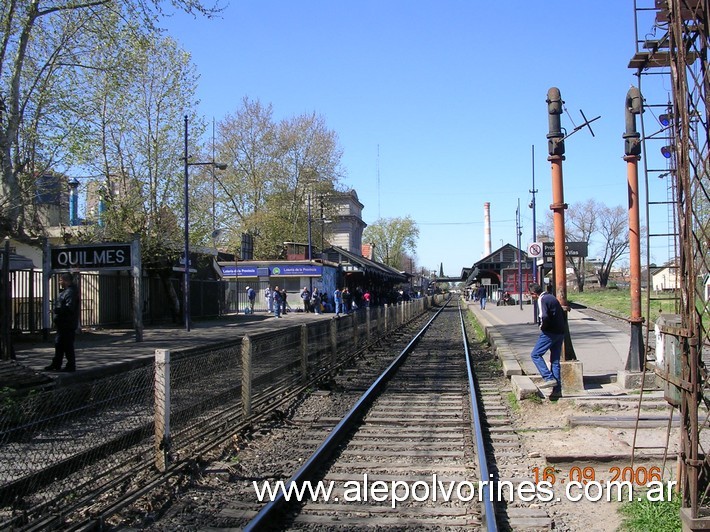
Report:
246,286,256,314
528,283,565,389
475,284,487,310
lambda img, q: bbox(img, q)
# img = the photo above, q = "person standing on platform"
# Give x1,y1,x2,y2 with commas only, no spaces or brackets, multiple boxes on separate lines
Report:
333,288,343,316
280,288,288,315
45,273,80,372
272,286,282,318
342,287,352,314
528,283,565,389
311,288,322,314
264,287,272,313
300,286,311,312
246,286,256,314
476,284,488,310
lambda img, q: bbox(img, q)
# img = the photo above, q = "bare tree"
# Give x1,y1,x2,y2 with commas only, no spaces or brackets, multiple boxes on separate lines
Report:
215,101,344,259
595,204,630,287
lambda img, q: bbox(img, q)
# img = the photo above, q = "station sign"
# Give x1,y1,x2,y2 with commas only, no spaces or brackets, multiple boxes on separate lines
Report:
542,241,588,258
51,243,132,270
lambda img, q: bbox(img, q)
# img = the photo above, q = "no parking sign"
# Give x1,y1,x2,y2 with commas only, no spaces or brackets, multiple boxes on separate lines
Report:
527,242,543,257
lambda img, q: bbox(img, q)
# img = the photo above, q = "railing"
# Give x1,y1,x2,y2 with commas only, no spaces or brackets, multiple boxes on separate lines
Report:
0,296,437,525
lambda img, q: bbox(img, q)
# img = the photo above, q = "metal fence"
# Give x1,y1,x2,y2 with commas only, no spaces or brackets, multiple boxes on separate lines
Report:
5,271,225,333
0,296,436,527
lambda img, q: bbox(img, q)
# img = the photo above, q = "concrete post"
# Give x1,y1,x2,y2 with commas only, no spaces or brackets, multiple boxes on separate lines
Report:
352,312,359,348
300,324,308,381
241,335,253,418
366,306,371,341
330,318,338,365
384,303,389,333
154,349,171,472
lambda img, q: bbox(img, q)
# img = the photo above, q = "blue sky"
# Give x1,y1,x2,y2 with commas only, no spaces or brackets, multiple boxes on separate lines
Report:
164,1,672,276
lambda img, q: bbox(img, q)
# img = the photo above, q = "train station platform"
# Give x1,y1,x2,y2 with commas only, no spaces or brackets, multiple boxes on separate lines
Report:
465,300,638,396
3,310,333,390
3,299,639,396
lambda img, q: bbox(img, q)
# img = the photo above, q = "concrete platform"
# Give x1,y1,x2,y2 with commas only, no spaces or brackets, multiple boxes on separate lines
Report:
3,310,333,389
467,300,635,397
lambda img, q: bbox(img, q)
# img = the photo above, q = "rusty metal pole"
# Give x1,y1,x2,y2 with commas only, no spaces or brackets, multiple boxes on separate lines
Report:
546,87,576,362
623,86,645,371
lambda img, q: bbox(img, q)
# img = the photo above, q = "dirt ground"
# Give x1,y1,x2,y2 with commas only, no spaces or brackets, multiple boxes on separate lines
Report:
510,396,680,531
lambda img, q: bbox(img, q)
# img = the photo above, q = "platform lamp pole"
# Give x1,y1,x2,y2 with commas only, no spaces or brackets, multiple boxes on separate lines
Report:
623,86,645,370
183,115,227,332
530,145,539,324
546,87,577,365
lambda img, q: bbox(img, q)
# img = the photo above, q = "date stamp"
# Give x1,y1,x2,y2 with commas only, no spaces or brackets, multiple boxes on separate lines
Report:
528,465,677,502
532,465,664,486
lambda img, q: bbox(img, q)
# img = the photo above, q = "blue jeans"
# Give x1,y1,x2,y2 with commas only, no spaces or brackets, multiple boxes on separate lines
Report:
479,296,487,309
530,331,564,382
335,300,343,315
274,302,281,318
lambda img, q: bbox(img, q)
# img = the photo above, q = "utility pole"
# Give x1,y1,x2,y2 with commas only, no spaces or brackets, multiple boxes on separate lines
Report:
530,145,539,323
546,87,582,390
623,86,645,370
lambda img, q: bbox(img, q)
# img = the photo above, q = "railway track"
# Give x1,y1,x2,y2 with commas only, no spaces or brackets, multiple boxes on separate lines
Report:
242,300,497,530
9,298,562,530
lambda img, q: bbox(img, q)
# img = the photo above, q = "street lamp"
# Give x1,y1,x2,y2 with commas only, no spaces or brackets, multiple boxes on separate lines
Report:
183,115,227,332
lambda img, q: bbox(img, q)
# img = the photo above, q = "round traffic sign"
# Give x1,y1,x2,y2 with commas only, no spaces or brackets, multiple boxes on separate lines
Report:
527,242,542,257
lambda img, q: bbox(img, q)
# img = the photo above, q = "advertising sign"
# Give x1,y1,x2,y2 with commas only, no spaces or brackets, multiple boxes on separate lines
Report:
220,264,323,277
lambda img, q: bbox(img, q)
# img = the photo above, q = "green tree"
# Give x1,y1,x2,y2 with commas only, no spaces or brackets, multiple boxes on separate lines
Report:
0,0,221,238
363,216,419,269
69,31,201,267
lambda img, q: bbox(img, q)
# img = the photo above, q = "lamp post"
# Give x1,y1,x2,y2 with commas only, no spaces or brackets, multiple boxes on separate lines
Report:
530,145,539,324
183,115,227,332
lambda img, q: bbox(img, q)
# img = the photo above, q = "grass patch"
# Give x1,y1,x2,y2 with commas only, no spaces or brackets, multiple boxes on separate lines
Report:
465,310,487,343
619,491,681,531
567,289,679,325
506,391,520,412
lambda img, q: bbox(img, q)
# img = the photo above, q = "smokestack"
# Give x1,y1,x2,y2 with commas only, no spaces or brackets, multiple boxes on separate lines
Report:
484,202,491,256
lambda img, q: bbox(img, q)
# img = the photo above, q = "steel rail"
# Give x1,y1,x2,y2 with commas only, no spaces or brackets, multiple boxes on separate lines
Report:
459,301,498,532
10,314,424,531
243,298,452,531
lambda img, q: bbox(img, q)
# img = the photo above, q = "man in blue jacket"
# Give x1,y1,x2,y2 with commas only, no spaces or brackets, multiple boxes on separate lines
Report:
529,283,565,389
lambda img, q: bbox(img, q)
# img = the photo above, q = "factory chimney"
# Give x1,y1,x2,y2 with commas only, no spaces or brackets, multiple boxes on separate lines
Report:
484,202,491,256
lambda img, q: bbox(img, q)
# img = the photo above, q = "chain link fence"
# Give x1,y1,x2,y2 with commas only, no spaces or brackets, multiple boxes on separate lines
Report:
0,297,435,526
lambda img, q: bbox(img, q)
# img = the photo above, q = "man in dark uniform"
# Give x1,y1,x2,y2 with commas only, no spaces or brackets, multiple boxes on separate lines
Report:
45,273,80,372
528,282,565,389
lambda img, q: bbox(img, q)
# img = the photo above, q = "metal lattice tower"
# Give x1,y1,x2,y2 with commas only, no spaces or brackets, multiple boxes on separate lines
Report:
630,0,710,523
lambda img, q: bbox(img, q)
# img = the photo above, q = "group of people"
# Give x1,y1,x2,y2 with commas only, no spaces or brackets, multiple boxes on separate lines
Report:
255,285,375,317
262,286,289,318
299,287,324,314
44,275,565,395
